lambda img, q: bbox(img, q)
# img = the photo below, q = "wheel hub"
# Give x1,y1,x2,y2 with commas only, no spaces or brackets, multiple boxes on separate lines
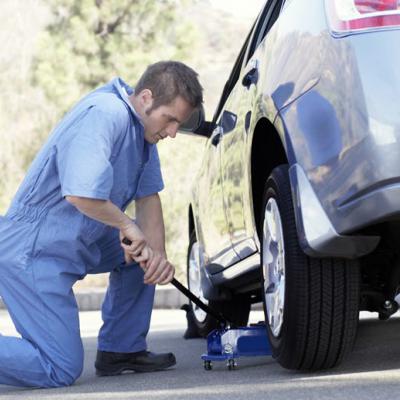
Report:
188,241,209,322
262,198,286,337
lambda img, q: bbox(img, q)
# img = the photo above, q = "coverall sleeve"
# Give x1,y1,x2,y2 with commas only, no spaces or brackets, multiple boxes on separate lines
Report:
135,145,165,199
57,106,123,200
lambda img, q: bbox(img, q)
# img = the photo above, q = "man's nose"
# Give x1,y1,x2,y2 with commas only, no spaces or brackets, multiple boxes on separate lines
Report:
167,123,179,138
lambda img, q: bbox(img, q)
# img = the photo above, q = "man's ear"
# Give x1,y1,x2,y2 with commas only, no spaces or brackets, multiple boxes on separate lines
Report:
139,89,153,109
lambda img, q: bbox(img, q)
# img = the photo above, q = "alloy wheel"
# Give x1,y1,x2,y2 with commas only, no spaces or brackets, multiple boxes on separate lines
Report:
262,198,286,337
188,241,209,323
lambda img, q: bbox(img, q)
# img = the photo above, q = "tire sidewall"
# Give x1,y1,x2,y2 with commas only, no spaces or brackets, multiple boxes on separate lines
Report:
260,165,297,360
186,231,218,336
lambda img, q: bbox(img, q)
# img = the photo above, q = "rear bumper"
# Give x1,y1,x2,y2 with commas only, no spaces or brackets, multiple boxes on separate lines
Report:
334,177,400,229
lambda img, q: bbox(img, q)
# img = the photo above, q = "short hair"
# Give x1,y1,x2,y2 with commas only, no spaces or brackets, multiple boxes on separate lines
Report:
135,61,203,111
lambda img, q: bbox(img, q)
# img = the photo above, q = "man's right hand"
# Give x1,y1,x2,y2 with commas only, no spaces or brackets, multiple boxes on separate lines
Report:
65,196,172,281
120,224,152,267
119,222,175,285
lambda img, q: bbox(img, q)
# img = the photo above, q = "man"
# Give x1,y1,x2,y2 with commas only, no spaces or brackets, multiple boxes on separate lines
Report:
0,61,203,388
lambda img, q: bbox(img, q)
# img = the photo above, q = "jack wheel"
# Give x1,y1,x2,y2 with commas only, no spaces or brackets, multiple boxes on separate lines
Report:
204,360,213,370
227,359,237,370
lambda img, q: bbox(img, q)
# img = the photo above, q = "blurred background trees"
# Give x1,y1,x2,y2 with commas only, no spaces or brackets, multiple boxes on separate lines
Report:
0,0,258,285
33,0,197,116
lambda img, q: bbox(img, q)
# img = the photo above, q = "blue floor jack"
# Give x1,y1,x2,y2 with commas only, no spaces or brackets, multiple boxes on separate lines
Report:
121,238,272,370
122,238,272,370
172,278,273,371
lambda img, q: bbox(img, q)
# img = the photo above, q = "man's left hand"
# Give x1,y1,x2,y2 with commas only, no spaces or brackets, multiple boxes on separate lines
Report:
143,251,175,285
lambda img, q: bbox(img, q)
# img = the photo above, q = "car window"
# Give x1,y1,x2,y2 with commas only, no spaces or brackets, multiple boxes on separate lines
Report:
246,0,284,63
210,0,285,125
212,24,255,123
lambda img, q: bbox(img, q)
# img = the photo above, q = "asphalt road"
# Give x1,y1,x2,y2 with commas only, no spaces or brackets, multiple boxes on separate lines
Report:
1,308,400,399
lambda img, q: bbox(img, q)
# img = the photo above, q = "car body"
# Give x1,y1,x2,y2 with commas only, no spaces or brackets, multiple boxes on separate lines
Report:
184,0,400,370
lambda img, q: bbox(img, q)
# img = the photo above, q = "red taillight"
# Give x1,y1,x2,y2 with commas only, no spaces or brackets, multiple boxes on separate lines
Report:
326,0,400,35
355,0,399,13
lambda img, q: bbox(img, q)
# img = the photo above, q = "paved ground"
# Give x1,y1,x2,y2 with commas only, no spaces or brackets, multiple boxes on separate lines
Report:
1,308,400,399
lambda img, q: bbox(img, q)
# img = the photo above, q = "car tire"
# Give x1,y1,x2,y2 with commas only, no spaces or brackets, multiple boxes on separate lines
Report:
186,230,250,337
261,164,360,370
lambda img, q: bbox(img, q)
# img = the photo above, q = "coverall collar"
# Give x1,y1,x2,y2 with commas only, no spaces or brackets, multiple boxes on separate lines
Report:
113,77,144,128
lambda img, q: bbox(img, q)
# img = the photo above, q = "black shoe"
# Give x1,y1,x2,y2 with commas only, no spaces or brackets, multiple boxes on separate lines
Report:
95,350,176,376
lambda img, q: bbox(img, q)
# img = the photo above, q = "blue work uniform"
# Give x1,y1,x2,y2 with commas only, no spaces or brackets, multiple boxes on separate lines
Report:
0,78,164,387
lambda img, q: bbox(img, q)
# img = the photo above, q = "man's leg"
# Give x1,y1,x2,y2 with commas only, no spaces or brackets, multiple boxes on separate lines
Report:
92,229,175,375
94,229,155,352
0,256,84,387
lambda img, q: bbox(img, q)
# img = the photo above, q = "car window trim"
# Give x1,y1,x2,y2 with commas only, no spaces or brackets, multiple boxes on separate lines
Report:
245,0,278,63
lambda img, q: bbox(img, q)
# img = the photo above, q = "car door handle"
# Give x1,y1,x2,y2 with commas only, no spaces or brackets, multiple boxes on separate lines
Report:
211,125,223,146
242,67,259,89
211,132,222,146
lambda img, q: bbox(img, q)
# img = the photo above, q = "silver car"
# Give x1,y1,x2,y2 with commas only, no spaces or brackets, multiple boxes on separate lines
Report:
182,0,400,370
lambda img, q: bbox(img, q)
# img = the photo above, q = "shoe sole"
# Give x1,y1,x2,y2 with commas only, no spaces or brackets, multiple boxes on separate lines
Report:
95,359,176,377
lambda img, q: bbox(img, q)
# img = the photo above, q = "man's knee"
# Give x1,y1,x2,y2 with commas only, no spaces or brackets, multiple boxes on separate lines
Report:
48,351,84,387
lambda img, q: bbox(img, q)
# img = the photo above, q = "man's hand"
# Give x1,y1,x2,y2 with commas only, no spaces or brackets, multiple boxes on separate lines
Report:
65,195,173,284
120,224,152,267
119,194,175,285
135,193,174,284
143,251,175,285
121,238,175,285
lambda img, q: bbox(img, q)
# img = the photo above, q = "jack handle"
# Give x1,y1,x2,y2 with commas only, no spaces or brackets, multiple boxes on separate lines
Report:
121,237,228,327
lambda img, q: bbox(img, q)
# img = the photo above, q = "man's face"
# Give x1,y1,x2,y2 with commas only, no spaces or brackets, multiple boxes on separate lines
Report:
140,95,194,144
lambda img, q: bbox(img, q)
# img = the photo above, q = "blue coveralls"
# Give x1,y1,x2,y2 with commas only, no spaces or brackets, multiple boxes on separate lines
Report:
0,78,164,388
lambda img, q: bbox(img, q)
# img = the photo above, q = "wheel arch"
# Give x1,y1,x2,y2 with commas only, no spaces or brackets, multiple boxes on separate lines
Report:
251,117,288,239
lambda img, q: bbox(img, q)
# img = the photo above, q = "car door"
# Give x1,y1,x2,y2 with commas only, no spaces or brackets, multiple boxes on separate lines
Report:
219,0,285,259
194,128,240,267
195,26,256,269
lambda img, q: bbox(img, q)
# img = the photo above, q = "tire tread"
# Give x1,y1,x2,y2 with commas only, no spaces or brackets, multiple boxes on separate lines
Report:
261,165,359,371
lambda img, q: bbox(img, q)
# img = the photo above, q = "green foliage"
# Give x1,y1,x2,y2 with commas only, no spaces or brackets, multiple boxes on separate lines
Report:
33,0,197,115
0,0,56,211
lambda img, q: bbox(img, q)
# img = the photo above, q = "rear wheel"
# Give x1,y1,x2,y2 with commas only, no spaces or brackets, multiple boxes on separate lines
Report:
187,230,250,337
261,165,360,370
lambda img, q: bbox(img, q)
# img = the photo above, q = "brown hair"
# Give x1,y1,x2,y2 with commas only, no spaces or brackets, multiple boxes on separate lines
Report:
135,61,203,111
